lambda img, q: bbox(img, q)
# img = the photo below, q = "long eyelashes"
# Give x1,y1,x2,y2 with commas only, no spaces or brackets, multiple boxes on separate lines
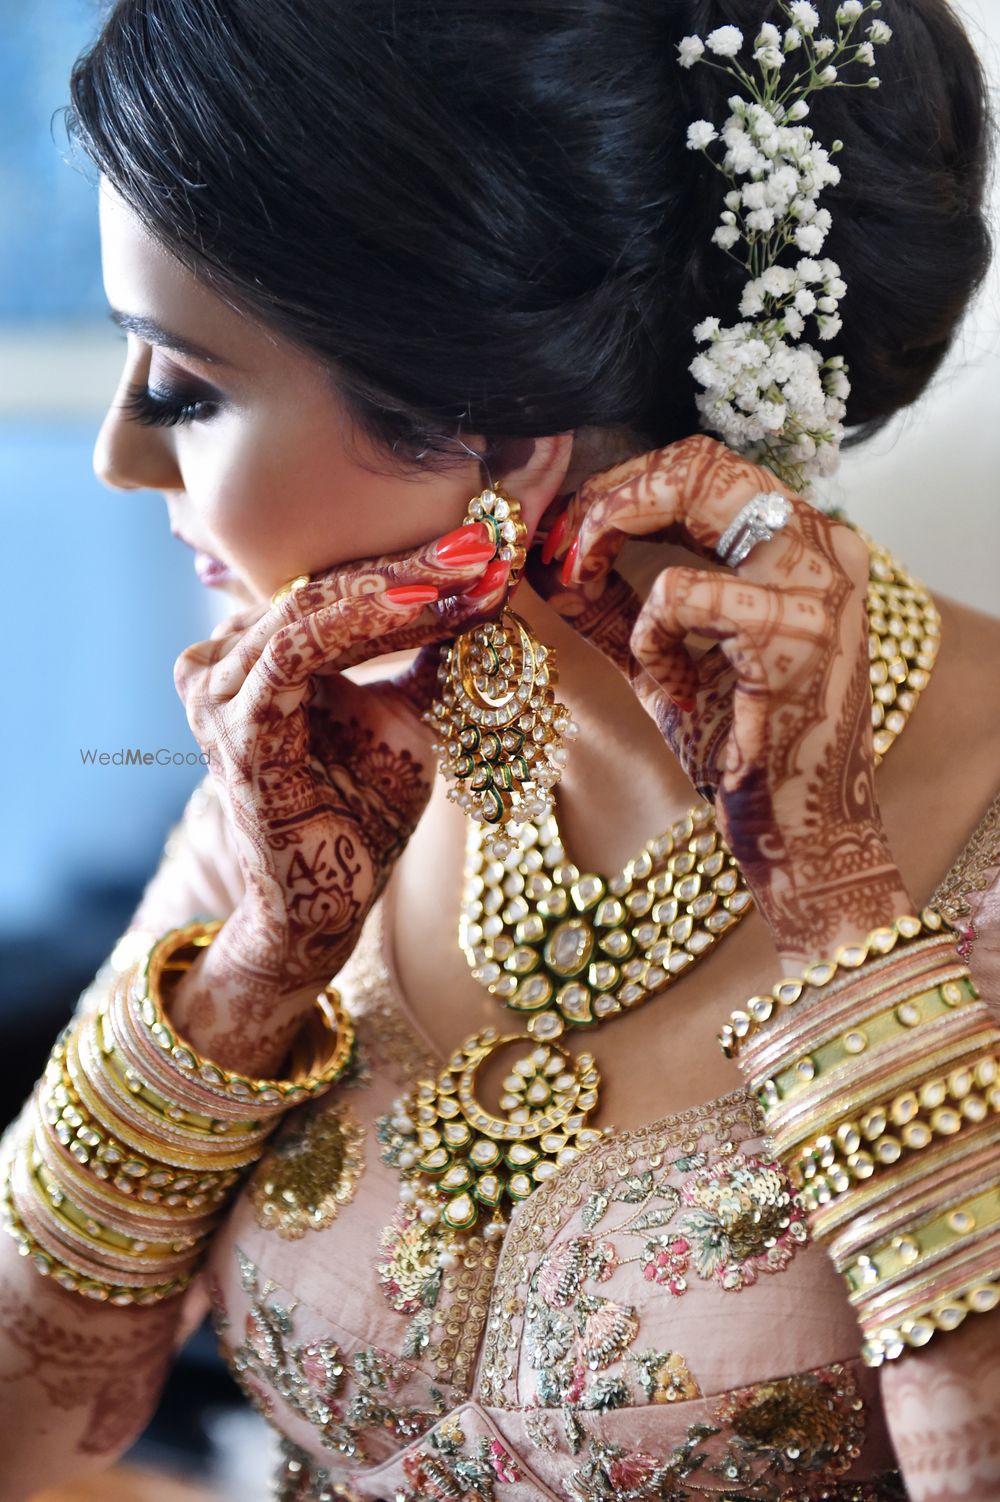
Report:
120,381,220,428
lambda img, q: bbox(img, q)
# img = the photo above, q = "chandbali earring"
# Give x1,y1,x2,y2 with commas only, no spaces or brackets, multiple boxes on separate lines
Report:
423,483,578,860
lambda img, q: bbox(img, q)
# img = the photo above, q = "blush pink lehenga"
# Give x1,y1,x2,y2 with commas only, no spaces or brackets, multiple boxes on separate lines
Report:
129,778,1000,1502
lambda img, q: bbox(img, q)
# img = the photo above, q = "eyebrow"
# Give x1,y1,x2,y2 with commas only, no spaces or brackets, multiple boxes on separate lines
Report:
108,309,234,368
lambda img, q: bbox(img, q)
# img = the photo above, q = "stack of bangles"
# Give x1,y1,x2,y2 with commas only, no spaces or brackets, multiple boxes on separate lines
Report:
719,907,1000,1366
0,919,354,1305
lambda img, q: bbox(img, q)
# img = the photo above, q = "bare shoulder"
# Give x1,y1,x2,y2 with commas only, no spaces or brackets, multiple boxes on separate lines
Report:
877,592,1000,904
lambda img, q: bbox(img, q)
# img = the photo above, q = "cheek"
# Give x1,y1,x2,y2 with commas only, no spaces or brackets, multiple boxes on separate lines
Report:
201,420,482,592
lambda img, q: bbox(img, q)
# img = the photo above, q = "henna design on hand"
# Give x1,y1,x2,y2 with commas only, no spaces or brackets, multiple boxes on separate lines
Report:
532,434,914,965
166,536,513,1074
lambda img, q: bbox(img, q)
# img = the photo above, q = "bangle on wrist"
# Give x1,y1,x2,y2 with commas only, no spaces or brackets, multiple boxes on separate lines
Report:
1,920,356,1306
723,908,1000,1365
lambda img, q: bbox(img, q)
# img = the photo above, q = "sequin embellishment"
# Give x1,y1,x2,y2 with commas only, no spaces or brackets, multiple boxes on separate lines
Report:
250,1102,366,1239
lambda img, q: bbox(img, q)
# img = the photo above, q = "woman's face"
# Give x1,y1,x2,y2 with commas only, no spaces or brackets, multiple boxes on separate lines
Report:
93,179,544,609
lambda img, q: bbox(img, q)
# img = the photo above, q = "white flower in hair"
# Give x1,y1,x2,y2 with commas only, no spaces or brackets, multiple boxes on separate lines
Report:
678,35,706,68
706,25,745,57
678,0,893,496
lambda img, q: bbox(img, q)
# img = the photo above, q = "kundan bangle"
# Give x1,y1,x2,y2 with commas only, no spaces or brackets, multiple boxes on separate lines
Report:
1,919,356,1304
718,907,951,1058
722,915,1000,1365
134,919,355,1110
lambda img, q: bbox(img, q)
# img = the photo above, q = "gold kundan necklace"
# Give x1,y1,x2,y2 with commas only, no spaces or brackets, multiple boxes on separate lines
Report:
377,529,940,1250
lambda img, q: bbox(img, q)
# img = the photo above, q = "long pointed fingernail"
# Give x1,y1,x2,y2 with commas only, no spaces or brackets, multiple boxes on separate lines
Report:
384,584,441,605
540,510,570,566
559,536,581,587
461,559,510,599
434,521,497,566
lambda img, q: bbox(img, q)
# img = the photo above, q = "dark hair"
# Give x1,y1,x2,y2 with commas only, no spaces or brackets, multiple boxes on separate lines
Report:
63,0,995,472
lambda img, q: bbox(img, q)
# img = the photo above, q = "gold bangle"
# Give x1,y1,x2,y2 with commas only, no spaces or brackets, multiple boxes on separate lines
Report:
137,920,355,1107
844,1183,1000,1299
792,1050,1000,1204
0,1133,191,1305
809,1118,1000,1245
66,1021,265,1173
40,1034,243,1205
762,976,979,1108
860,1273,1000,1366
719,908,952,1058
28,1153,200,1266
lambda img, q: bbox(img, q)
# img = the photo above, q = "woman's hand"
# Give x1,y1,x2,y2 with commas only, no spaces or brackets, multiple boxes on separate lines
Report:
165,522,509,1073
536,434,913,969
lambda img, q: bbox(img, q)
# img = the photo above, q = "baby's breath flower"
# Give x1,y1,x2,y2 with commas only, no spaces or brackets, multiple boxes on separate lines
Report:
678,0,891,495
789,2,821,33
712,225,741,250
795,224,827,253
677,35,705,68
706,25,744,57
687,120,718,150
754,43,785,70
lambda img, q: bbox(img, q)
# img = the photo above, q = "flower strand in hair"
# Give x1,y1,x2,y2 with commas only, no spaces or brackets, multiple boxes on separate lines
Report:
679,1,893,497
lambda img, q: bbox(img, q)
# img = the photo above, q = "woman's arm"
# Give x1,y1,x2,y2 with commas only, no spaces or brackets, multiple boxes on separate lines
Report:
879,1305,1000,1501
0,778,239,1502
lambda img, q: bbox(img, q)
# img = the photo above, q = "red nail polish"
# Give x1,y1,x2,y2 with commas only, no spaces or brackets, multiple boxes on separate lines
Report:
540,510,570,566
461,558,510,599
384,584,441,605
670,695,696,712
434,522,497,567
559,536,580,587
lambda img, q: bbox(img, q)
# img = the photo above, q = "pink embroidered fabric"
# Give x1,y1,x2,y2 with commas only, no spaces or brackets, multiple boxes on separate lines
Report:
137,781,1000,1502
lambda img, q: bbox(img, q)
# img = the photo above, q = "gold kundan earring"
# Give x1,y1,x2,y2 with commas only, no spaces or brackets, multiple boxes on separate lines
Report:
423,483,577,860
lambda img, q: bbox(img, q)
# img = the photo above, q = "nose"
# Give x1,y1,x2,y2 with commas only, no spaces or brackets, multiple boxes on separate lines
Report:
92,376,184,494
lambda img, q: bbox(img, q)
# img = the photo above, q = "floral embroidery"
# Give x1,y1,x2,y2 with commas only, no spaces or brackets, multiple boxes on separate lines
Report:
399,1420,522,1501
249,1101,366,1240
375,1205,449,1357
523,1149,804,1410
275,1437,362,1501
631,1349,702,1404
676,1152,808,1290
715,1365,864,1482
559,1364,886,1500
640,1235,690,1292
217,1249,447,1463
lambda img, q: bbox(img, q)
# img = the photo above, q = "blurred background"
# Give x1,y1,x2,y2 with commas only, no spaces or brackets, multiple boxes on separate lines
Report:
1,0,998,1497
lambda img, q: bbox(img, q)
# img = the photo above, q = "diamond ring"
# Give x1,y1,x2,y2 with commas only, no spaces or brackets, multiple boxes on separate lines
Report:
715,492,793,568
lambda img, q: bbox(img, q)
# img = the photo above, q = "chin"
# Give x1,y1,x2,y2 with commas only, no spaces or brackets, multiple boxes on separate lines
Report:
221,576,260,609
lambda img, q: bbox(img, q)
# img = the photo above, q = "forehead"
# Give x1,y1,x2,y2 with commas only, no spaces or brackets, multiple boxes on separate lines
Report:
97,177,274,368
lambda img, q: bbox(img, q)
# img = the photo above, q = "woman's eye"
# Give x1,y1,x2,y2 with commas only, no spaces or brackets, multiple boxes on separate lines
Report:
120,381,220,428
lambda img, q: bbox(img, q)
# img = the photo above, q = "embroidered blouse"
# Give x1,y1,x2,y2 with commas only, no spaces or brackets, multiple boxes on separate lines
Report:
140,781,1000,1502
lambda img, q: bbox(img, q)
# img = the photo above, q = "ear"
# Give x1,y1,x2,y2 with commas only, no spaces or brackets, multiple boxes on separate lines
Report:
485,434,576,546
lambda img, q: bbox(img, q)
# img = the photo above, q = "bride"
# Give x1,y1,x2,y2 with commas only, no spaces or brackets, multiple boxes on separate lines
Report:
2,2,999,1499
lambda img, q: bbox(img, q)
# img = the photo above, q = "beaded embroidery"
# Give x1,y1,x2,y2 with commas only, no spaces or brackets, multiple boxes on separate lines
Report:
215,1249,449,1463
250,1102,366,1240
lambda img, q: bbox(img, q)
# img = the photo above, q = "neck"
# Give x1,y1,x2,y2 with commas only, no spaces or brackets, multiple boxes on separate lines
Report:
504,571,701,872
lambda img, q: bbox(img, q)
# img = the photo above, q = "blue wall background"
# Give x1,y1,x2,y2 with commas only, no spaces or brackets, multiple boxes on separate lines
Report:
0,0,215,998
0,1,107,320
